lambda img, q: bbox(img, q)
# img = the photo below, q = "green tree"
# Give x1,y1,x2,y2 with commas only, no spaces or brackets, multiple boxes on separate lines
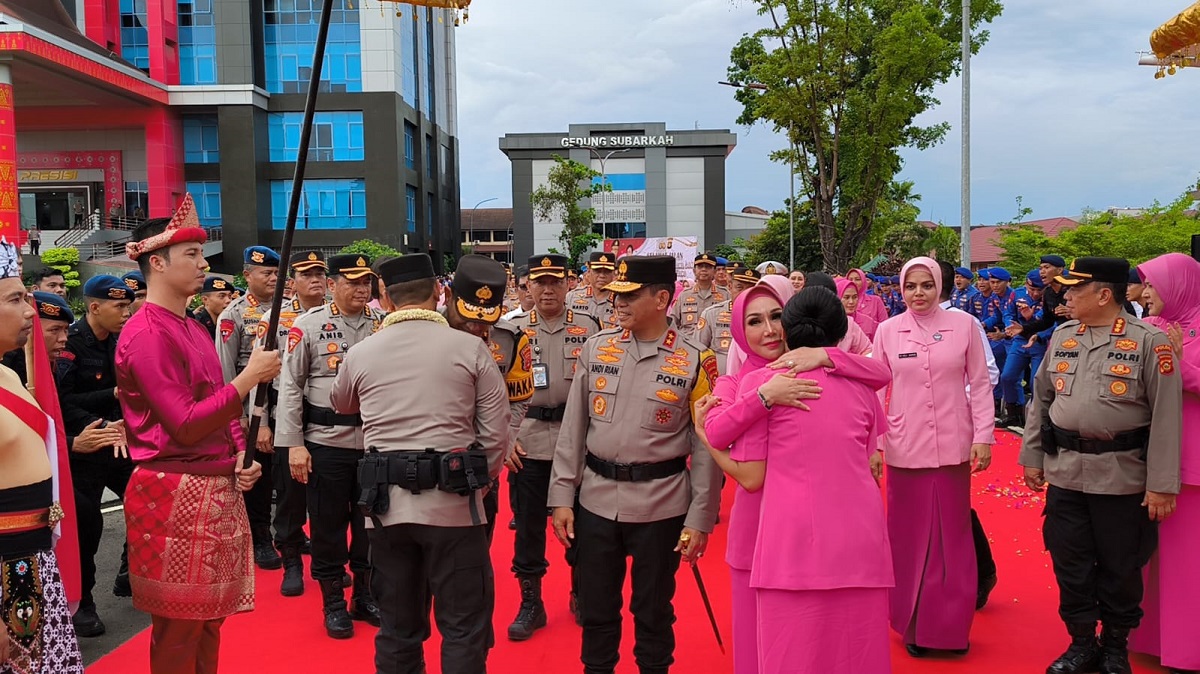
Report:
996,224,1051,274
39,248,81,291
529,155,611,267
711,243,747,263
727,0,1002,272
338,239,403,260
741,199,823,271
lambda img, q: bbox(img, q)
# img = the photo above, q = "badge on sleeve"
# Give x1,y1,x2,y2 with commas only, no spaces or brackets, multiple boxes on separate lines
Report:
220,319,235,343
287,327,304,353
1158,353,1175,376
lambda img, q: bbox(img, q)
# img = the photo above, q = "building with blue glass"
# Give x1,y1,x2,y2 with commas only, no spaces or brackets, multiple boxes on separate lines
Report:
10,0,461,270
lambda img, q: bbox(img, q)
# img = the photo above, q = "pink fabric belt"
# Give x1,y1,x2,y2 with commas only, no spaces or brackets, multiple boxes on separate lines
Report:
137,458,236,476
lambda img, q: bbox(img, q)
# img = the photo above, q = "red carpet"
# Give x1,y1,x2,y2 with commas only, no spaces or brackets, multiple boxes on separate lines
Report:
88,432,1169,673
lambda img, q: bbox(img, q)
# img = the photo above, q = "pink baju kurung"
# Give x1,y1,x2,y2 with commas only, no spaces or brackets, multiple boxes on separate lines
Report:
850,268,889,327
838,277,879,341
706,277,891,673
871,257,994,651
1130,253,1200,671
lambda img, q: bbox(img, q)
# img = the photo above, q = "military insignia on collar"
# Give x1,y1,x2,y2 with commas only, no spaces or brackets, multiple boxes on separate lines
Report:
476,286,493,302
1111,318,1126,335
662,330,677,350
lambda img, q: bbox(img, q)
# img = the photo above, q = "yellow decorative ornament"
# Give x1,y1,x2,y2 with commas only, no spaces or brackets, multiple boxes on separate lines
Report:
1150,2,1200,78
371,0,471,25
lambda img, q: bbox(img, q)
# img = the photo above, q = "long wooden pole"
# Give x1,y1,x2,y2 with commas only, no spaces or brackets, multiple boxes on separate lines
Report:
243,0,335,469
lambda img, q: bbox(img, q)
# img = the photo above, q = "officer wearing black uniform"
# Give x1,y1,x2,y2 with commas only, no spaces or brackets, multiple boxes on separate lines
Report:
1019,257,1183,674
121,270,148,314
443,255,534,544
505,255,602,641
58,275,135,637
191,276,233,339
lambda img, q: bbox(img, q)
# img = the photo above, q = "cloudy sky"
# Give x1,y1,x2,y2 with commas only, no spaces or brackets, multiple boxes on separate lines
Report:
454,0,1199,226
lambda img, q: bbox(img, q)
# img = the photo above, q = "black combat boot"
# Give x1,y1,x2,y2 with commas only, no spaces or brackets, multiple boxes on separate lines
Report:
112,552,132,597
71,603,106,638
349,570,382,626
318,578,354,639
1099,625,1132,674
507,575,548,641
994,398,1004,421
253,527,282,570
1001,403,1025,431
1047,622,1101,674
280,545,304,597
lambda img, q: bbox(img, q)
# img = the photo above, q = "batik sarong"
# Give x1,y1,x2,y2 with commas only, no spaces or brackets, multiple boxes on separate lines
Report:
124,467,254,620
1,550,83,674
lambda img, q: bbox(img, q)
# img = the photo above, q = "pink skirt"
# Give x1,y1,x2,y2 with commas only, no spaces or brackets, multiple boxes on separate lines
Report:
1131,484,1200,670
757,587,891,674
886,463,976,650
730,568,758,674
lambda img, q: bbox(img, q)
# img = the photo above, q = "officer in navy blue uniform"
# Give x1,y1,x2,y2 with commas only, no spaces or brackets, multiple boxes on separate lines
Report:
58,275,135,637
951,267,983,318
121,270,148,314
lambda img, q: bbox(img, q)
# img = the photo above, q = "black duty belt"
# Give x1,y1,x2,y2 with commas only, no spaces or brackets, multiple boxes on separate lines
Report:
586,452,687,482
357,446,490,526
1047,423,1150,455
527,405,567,422
304,403,363,427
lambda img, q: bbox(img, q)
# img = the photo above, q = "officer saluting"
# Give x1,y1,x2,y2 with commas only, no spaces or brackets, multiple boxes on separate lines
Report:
670,252,727,339
505,254,602,641
1019,257,1183,674
277,254,383,639
567,251,617,328
443,255,535,543
330,254,510,674
550,255,722,674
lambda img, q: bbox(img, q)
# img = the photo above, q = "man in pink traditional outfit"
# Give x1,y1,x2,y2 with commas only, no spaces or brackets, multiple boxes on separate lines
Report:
115,200,280,674
872,256,994,658
1131,252,1200,674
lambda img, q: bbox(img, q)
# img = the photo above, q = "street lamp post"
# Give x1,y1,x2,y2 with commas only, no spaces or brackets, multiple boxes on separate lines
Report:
469,197,498,255
583,148,630,241
719,80,794,271
960,0,972,269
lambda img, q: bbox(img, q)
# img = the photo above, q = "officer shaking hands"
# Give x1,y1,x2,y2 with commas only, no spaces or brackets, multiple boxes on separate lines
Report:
549,255,722,674
329,254,510,674
506,254,601,642
1019,257,1183,674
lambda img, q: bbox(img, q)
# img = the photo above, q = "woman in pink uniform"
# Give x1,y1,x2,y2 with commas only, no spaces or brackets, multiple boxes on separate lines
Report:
837,276,879,340
848,268,889,327
700,287,894,674
1130,252,1200,674
872,256,994,657
700,280,890,673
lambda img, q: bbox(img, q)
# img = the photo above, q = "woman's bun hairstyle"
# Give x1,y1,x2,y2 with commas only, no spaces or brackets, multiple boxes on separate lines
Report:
783,286,848,349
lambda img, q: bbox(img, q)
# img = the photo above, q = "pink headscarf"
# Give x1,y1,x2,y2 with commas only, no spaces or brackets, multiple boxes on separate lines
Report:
847,268,868,293
836,276,879,339
1137,253,1200,342
835,277,857,315
726,275,795,375
899,256,943,323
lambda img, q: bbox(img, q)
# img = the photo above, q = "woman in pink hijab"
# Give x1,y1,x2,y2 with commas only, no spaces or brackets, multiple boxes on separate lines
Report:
872,256,994,657
836,276,880,340
848,268,889,326
699,287,893,673
1130,252,1200,673
698,278,889,673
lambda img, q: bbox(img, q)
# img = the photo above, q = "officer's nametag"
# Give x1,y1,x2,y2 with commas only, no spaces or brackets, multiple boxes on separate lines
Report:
532,363,550,389
899,352,918,359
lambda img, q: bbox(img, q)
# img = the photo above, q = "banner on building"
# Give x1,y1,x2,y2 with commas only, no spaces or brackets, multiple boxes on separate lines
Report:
604,236,699,281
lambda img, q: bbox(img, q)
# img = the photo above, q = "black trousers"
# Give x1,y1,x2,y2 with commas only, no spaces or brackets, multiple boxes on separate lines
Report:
244,448,274,542
368,523,493,674
575,507,686,674
511,458,554,578
272,446,308,548
483,477,501,543
71,455,133,607
1043,486,1158,627
971,508,997,580
306,443,369,580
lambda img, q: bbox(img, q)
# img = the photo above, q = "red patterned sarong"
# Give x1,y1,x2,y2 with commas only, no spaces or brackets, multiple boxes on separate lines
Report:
124,467,254,620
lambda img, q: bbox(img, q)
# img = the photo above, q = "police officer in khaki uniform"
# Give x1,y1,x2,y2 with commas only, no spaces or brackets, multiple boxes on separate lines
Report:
505,254,602,641
255,250,328,596
1019,257,1183,674
696,264,759,374
549,255,722,674
444,255,535,544
670,252,727,340
329,253,510,674
567,252,617,328
277,254,383,639
217,245,282,568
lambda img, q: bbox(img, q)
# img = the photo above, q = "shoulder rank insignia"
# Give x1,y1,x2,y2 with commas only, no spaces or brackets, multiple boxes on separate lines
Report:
662,330,677,350
1111,317,1126,335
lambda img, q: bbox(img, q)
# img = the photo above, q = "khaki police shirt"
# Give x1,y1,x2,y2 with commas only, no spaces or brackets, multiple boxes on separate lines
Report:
568,286,616,329
510,309,603,461
695,300,733,374
670,285,727,340
487,319,535,447
548,327,722,532
217,293,269,417
1019,316,1183,495
275,303,383,450
256,298,325,414
329,316,510,528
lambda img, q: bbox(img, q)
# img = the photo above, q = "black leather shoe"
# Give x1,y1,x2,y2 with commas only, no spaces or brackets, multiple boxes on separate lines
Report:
905,644,928,658
112,572,132,598
1047,622,1101,674
280,546,304,597
976,571,998,610
254,539,282,570
72,605,106,638
1099,625,1132,674
508,517,516,531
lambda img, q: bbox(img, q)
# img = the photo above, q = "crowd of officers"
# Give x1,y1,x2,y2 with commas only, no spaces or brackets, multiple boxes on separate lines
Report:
10,242,1186,674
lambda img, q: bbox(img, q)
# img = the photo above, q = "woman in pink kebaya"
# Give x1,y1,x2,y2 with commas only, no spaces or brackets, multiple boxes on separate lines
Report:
847,267,889,328
1131,252,1200,674
837,276,879,340
698,281,891,673
872,256,994,658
